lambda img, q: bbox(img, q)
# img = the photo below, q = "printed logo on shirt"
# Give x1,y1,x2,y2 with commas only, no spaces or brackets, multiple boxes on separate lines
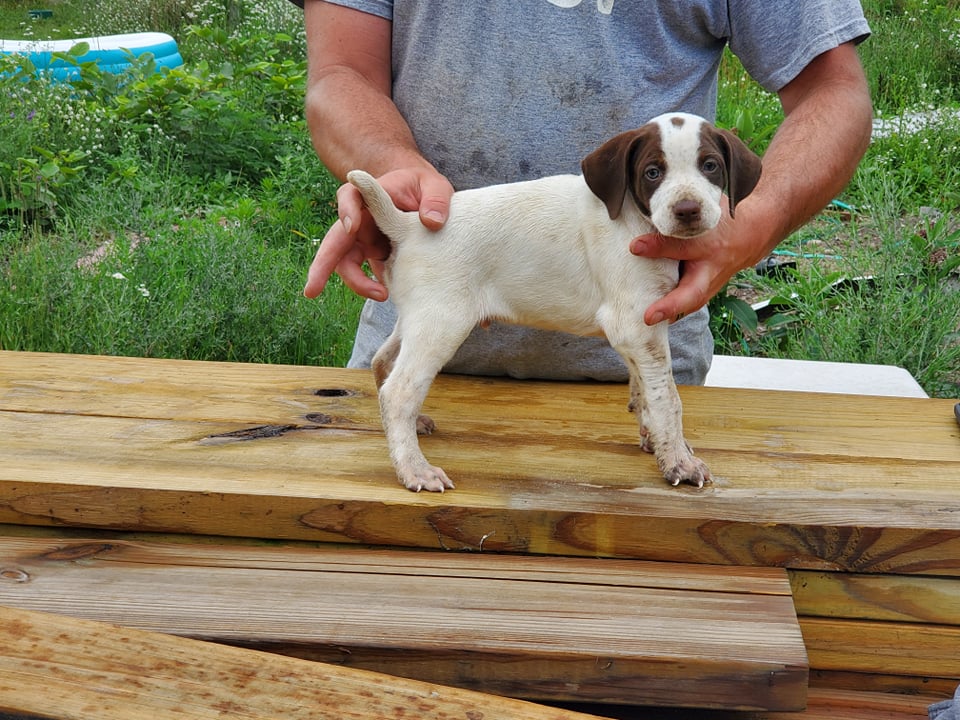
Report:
547,0,614,15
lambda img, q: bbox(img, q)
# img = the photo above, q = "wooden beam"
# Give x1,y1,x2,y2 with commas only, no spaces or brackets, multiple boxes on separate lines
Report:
790,570,960,683
1,352,959,575
799,617,960,678
0,604,605,720
0,538,808,711
791,569,960,624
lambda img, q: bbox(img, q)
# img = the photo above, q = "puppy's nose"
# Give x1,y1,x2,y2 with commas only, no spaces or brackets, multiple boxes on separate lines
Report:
673,199,702,225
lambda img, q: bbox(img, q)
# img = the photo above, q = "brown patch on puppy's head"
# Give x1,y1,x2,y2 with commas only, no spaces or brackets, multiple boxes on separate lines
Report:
581,124,664,220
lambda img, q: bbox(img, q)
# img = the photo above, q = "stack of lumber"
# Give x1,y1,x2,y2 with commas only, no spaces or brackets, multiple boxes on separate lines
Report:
0,538,808,712
1,350,959,719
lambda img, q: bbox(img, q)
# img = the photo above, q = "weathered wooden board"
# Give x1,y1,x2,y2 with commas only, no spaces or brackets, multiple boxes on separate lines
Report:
804,669,959,699
0,538,808,711
0,604,606,720
799,617,960,678
1,351,959,574
789,568,960,688
756,688,937,720
791,569,960,624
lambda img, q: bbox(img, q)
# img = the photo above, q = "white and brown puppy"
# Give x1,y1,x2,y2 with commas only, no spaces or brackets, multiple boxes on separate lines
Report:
347,112,762,492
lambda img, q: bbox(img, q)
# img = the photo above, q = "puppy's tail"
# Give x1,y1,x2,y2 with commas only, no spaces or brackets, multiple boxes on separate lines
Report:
346,170,413,238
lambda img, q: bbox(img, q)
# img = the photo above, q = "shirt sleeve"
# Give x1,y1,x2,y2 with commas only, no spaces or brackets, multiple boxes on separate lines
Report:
727,1,871,92
290,0,393,20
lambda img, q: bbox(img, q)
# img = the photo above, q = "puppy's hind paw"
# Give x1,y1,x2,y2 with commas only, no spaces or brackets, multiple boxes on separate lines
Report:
639,426,654,454
416,414,436,435
399,465,455,493
664,457,711,489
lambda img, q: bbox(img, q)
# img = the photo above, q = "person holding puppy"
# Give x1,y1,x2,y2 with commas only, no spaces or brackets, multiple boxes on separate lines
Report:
290,1,873,385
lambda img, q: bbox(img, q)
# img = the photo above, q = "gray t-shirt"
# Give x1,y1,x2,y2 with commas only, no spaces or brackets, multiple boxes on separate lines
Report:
315,0,870,382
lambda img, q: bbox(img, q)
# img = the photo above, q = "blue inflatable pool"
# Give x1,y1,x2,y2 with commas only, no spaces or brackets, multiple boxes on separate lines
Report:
0,32,182,80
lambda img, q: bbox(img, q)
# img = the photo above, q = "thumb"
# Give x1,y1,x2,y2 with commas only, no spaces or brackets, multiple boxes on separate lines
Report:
644,267,712,326
629,231,669,257
417,177,454,231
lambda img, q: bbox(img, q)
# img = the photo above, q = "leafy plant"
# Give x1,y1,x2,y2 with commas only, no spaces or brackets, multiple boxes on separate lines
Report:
749,174,960,397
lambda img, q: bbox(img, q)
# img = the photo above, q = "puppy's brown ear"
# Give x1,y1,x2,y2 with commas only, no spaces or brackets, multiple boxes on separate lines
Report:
708,127,763,218
581,127,656,220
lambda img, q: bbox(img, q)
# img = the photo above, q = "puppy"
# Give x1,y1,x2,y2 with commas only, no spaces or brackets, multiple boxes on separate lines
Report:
347,112,762,492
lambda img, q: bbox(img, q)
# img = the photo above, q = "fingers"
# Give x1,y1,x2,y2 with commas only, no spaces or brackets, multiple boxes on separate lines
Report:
335,182,366,236
303,217,389,301
644,267,713,326
303,166,453,303
336,249,389,301
631,230,737,326
303,219,349,298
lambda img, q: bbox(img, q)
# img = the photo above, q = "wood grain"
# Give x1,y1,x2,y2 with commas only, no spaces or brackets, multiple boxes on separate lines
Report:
758,688,937,720
0,538,808,711
790,569,960,684
799,617,960,678
791,569,960,624
1,351,959,575
0,604,606,720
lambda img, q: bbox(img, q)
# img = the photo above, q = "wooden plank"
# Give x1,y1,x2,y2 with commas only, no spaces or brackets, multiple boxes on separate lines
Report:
791,569,960,624
566,687,940,719
799,617,960,678
756,688,938,720
1,351,959,574
0,538,808,711
804,669,960,699
0,604,605,720
790,570,960,683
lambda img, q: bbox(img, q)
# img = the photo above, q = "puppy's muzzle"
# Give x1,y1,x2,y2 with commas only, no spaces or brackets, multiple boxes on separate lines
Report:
668,199,710,237
672,199,702,226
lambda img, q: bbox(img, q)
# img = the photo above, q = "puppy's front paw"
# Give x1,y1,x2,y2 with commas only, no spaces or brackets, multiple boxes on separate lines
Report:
399,464,455,493
664,456,711,488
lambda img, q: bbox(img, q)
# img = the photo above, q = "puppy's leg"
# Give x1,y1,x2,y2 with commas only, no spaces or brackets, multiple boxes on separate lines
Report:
373,329,434,435
627,373,654,454
378,315,474,492
607,322,711,488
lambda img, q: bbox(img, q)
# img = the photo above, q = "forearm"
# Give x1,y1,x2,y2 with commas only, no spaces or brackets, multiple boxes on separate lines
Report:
302,1,434,182
736,44,873,266
305,68,433,181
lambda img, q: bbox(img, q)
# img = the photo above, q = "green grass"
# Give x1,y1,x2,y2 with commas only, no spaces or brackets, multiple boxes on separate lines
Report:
0,0,957,396
711,1,960,397
0,0,361,366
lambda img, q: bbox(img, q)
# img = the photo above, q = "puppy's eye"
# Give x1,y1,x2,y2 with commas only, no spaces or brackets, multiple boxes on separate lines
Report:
701,158,721,174
644,166,662,181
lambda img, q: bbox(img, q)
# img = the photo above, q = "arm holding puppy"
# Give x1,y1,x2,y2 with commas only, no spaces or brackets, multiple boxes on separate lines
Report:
633,42,873,326
300,1,454,302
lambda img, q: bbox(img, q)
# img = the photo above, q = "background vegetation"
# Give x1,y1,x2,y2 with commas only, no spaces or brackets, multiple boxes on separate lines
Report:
0,0,958,396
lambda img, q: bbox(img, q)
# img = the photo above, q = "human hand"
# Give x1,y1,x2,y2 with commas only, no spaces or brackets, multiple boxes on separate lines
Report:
630,202,771,326
303,167,455,301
